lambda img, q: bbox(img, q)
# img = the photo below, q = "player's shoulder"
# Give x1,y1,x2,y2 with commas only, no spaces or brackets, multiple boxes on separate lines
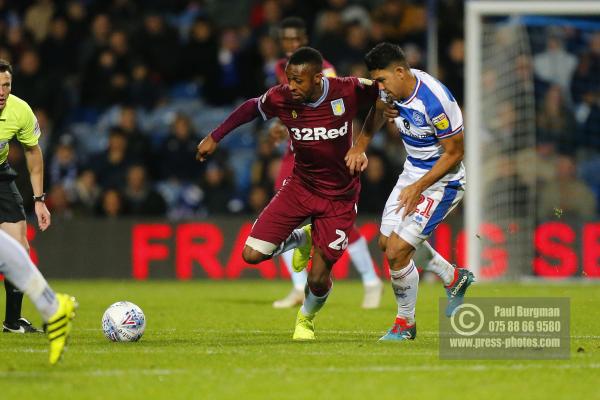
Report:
328,76,375,90
7,94,32,112
260,84,290,104
415,69,457,108
6,94,34,120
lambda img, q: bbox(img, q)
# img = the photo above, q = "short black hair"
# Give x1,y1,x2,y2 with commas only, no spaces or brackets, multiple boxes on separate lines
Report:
280,16,306,33
0,59,12,74
364,42,409,71
288,47,323,71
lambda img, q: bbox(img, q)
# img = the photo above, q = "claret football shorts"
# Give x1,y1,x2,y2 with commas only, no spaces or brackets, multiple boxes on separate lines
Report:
247,175,357,263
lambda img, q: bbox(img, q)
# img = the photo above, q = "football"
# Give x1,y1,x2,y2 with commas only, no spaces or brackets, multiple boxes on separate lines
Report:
101,301,146,342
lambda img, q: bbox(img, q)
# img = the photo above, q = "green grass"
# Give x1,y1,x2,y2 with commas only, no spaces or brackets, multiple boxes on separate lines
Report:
0,280,598,399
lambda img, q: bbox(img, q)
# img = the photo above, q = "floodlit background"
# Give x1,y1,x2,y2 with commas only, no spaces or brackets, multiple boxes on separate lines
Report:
4,0,597,280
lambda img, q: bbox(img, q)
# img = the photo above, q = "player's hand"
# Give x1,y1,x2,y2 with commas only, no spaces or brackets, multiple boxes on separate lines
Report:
396,182,424,218
268,121,288,144
196,135,218,162
383,103,398,122
35,201,51,231
344,147,368,175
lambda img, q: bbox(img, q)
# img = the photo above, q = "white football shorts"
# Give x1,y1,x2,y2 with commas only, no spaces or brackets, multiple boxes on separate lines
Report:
380,172,465,248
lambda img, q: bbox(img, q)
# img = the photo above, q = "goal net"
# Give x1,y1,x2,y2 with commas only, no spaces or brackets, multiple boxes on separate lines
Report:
465,1,600,279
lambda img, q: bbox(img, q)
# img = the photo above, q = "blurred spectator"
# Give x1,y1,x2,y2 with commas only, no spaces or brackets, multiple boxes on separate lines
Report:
538,155,596,219
200,161,234,214
115,105,152,166
80,48,129,108
79,13,111,70
158,113,202,182
90,128,131,189
12,49,53,112
313,9,346,66
338,21,370,75
533,32,577,94
515,141,559,190
123,165,166,216
134,11,180,83
571,32,600,103
204,28,243,105
48,135,79,197
24,0,54,43
46,184,73,220
359,151,394,213
129,62,164,110
250,135,277,189
484,156,530,219
97,188,127,218
371,0,426,47
536,85,576,153
39,16,78,80
180,15,219,85
246,184,270,214
250,0,282,38
574,89,600,151
73,169,101,216
442,38,465,104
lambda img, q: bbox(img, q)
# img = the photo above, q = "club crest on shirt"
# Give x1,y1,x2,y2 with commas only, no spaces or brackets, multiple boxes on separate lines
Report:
331,98,345,116
292,110,298,119
412,110,426,126
432,113,449,130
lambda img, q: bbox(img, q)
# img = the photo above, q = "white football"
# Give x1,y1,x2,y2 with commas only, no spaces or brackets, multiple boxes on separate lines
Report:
102,301,146,342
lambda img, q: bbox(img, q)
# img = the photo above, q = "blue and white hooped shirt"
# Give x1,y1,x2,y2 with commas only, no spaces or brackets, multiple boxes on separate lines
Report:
382,69,466,186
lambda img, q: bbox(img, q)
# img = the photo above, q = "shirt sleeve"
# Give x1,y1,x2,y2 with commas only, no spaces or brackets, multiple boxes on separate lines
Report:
425,85,463,139
257,86,282,121
16,101,40,147
352,77,379,107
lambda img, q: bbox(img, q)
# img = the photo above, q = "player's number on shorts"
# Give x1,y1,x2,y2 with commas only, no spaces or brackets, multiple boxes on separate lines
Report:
417,195,435,218
328,229,348,250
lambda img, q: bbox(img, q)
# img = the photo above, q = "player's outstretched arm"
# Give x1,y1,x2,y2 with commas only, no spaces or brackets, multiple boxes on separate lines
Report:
345,99,388,174
196,135,218,162
195,97,262,162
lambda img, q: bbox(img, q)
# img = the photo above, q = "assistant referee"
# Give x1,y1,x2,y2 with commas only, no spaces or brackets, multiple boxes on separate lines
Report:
0,59,51,333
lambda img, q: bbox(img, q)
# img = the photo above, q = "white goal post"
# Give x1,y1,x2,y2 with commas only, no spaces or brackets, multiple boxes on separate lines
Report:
465,0,600,280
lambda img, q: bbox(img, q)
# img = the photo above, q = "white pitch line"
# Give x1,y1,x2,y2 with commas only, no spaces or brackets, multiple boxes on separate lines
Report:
2,363,598,379
0,369,184,379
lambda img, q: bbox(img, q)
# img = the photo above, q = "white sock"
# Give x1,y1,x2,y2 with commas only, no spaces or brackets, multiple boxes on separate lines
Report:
300,284,331,317
347,236,380,286
389,260,419,323
420,241,455,286
0,230,58,321
272,227,307,256
281,250,306,291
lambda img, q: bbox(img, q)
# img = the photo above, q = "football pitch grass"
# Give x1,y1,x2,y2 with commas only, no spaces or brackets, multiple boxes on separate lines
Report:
0,280,598,399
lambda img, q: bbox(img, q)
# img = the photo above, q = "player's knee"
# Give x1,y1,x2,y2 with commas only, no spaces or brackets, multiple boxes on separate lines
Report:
385,242,411,269
378,234,388,252
242,246,265,264
306,275,330,296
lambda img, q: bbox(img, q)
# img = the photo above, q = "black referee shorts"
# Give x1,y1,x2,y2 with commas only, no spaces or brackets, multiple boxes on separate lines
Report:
0,163,26,223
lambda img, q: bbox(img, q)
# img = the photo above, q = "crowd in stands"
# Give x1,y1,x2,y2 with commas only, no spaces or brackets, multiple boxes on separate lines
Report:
1,0,598,220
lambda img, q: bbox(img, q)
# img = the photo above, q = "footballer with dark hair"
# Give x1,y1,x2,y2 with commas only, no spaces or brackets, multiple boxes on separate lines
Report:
345,42,474,341
270,17,382,311
197,46,379,340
